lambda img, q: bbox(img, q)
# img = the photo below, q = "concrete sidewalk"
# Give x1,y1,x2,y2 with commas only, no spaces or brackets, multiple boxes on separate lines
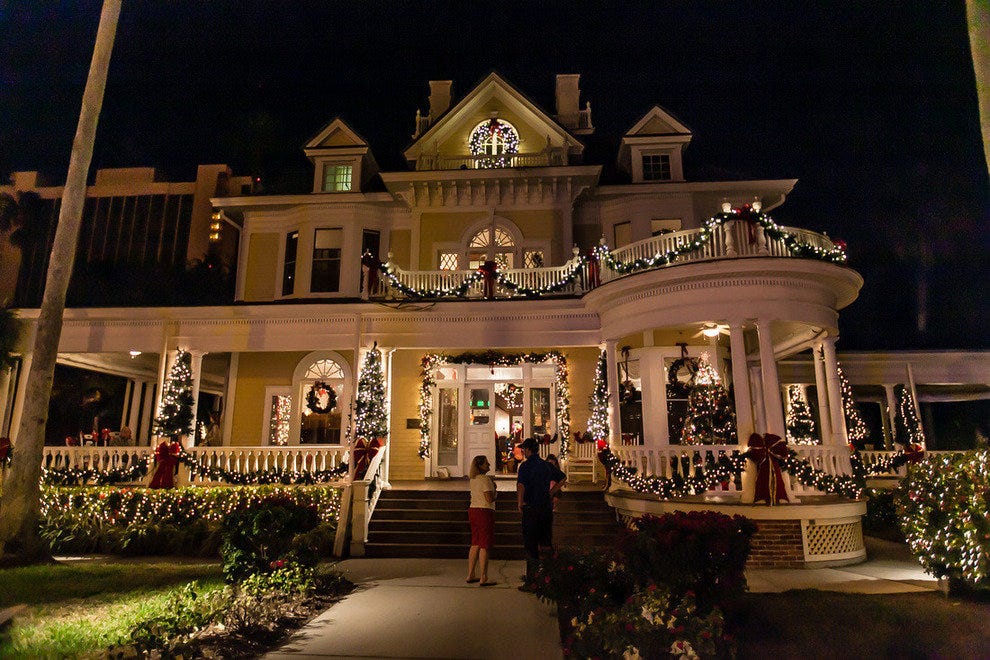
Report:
266,558,562,660
267,539,937,659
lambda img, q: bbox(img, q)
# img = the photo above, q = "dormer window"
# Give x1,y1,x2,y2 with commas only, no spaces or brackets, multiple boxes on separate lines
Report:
642,153,672,181
322,164,353,192
469,118,519,168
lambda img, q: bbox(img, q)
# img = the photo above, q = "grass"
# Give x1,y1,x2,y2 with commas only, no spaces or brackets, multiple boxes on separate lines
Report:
0,558,223,658
733,590,990,659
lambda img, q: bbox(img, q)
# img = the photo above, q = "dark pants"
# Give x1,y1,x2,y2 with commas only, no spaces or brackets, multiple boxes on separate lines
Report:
521,504,553,581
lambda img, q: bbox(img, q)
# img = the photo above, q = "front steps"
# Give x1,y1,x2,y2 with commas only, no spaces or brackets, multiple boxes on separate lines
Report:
363,487,624,559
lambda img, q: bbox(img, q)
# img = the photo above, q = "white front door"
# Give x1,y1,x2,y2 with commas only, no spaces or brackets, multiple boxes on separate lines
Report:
464,385,495,474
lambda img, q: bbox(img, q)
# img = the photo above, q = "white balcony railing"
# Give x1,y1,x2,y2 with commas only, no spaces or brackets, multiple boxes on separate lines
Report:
371,220,841,300
415,150,567,171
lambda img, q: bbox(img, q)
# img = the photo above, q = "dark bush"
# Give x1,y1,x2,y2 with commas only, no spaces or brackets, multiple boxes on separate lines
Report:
220,499,320,583
619,511,756,611
533,546,635,617
863,488,902,541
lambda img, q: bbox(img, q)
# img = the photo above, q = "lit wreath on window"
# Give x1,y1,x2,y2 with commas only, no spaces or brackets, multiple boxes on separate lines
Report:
305,380,338,415
667,356,699,398
469,118,519,168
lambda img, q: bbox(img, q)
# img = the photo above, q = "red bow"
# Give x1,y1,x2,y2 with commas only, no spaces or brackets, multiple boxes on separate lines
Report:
585,249,600,288
353,437,385,479
361,251,381,294
904,443,925,464
479,261,498,299
738,204,761,245
744,433,790,505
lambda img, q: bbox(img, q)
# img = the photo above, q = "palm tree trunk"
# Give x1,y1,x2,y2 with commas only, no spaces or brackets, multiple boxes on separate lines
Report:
0,0,122,561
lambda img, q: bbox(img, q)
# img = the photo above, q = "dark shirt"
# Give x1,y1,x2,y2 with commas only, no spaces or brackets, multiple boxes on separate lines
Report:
517,454,565,509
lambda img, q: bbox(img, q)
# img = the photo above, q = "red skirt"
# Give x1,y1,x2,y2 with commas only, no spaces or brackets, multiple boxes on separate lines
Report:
468,507,495,550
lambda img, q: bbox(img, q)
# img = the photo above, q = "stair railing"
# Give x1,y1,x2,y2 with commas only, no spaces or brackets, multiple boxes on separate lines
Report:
345,443,390,556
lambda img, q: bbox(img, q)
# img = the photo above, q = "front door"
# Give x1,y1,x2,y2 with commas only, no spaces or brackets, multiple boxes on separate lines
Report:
465,385,495,475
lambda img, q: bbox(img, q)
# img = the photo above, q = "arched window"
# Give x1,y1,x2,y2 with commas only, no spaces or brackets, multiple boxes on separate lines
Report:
469,119,519,168
468,225,516,269
291,352,351,445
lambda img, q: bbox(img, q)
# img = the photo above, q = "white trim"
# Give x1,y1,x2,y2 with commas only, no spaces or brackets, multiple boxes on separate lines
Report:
290,350,353,446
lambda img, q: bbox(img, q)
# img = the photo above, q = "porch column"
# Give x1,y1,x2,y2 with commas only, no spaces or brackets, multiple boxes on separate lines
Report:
153,343,171,437
0,365,12,436
883,384,898,448
140,381,156,444
728,321,754,443
8,353,32,443
756,319,786,438
188,350,206,447
821,337,846,444
812,343,833,443
639,349,667,447
604,340,620,446
906,364,926,448
222,352,239,446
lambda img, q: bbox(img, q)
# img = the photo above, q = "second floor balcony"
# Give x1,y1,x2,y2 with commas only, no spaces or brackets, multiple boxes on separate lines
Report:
414,148,568,171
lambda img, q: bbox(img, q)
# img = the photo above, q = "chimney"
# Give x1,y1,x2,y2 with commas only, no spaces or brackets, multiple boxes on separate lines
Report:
428,80,453,123
555,74,581,128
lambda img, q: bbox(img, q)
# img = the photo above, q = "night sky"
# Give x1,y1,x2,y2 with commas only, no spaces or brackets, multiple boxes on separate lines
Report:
1,1,987,350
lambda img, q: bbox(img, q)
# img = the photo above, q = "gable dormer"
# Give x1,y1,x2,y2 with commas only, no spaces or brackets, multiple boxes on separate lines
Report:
303,118,379,193
405,73,584,171
618,106,692,183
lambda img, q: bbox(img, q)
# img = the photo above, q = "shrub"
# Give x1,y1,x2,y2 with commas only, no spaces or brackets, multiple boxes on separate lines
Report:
220,499,320,583
533,546,636,617
896,450,990,589
130,581,232,655
863,488,902,540
39,485,341,556
563,588,735,659
619,511,757,611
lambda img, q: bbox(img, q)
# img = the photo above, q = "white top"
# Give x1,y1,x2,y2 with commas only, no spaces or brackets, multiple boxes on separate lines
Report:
469,474,496,509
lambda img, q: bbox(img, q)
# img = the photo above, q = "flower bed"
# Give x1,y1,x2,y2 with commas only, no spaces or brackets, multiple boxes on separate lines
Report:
39,485,342,556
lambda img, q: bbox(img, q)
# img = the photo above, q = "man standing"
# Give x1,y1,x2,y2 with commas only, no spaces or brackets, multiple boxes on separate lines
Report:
516,436,566,590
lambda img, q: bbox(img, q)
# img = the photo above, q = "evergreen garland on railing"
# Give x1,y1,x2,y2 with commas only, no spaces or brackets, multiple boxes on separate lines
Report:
379,262,484,298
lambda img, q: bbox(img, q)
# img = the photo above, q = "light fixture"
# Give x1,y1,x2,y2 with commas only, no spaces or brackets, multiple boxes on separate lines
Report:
129,350,142,358
701,325,722,339
721,200,732,213
752,196,762,212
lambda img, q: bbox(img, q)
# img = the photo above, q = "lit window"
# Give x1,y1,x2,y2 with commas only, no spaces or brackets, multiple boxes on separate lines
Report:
469,119,519,168
524,250,544,268
304,358,345,380
311,228,342,292
439,252,460,270
642,154,671,181
322,164,353,192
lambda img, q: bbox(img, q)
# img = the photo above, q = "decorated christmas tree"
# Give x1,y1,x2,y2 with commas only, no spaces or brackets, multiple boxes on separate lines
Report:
153,348,195,439
836,362,869,444
894,384,926,447
785,384,818,444
355,344,388,440
680,354,736,444
587,349,610,442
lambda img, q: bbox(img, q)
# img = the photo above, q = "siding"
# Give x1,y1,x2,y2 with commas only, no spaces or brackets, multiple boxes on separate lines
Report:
243,233,279,301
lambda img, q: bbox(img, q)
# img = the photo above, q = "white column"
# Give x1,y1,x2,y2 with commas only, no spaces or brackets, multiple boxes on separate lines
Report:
140,382,156,444
756,319,786,438
120,379,133,429
906,364,926,447
812,343,832,443
0,365,13,435
604,340,620,446
639,349,668,447
222,353,239,446
8,353,32,443
821,337,846,445
188,350,206,447
153,344,171,435
728,321,754,443
883,383,898,448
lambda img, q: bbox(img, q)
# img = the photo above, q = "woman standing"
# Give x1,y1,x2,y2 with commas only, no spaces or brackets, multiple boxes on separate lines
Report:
466,454,497,586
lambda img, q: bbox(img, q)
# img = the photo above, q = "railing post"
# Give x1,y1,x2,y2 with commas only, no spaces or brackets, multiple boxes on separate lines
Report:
349,480,370,557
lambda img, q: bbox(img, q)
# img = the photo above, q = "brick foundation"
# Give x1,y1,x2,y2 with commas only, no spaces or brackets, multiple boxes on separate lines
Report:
747,519,805,568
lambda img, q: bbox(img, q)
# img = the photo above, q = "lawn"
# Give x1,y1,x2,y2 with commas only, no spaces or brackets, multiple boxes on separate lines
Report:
0,558,223,658
733,590,990,659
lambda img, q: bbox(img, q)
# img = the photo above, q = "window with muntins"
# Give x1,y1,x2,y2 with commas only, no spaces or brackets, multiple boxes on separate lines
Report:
642,154,671,181
311,228,342,292
322,164,353,192
283,231,298,295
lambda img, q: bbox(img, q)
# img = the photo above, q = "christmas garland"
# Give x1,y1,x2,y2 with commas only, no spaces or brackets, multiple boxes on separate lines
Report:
419,350,571,459
305,380,338,415
39,449,349,487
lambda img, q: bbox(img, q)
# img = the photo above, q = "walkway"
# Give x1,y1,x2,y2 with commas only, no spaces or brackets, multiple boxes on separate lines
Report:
267,538,937,659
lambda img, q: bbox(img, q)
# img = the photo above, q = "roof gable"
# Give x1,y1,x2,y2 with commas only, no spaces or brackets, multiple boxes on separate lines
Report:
404,73,580,162
305,118,368,150
625,105,692,136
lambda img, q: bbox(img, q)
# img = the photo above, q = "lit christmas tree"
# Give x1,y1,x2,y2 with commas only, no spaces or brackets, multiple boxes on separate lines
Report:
836,362,869,443
355,343,388,440
587,349,610,441
680,353,736,445
153,348,195,439
785,384,818,444
894,384,926,447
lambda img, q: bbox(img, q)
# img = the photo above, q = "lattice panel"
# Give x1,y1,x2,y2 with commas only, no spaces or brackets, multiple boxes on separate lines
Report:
805,521,863,557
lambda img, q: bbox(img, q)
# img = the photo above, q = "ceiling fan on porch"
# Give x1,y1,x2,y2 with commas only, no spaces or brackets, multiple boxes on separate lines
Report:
693,323,730,340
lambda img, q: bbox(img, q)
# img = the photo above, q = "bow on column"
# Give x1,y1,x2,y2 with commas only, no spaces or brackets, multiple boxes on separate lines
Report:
743,433,790,505
737,204,761,245
585,249,601,288
361,251,381,295
353,437,385,479
479,260,498,299
904,443,925,464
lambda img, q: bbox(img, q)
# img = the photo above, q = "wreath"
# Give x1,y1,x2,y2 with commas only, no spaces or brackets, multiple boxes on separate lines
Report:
306,380,338,415
667,356,699,398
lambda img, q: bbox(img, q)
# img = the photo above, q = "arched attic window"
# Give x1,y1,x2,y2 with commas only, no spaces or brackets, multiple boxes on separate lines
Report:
468,225,516,269
469,118,519,168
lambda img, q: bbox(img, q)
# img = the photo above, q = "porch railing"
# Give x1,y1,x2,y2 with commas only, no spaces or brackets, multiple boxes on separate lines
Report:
345,443,390,556
183,445,349,484
370,220,840,300
414,150,567,171
41,446,154,474
859,449,970,478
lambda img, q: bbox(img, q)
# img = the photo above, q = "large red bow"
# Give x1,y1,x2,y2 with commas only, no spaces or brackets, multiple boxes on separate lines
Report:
585,249,600,288
361,251,381,295
353,437,385,479
479,261,498,299
904,443,925,464
744,433,790,505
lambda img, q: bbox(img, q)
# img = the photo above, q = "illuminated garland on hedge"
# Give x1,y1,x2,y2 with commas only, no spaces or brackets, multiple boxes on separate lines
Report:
375,209,846,300
40,449,349,487
419,350,571,459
